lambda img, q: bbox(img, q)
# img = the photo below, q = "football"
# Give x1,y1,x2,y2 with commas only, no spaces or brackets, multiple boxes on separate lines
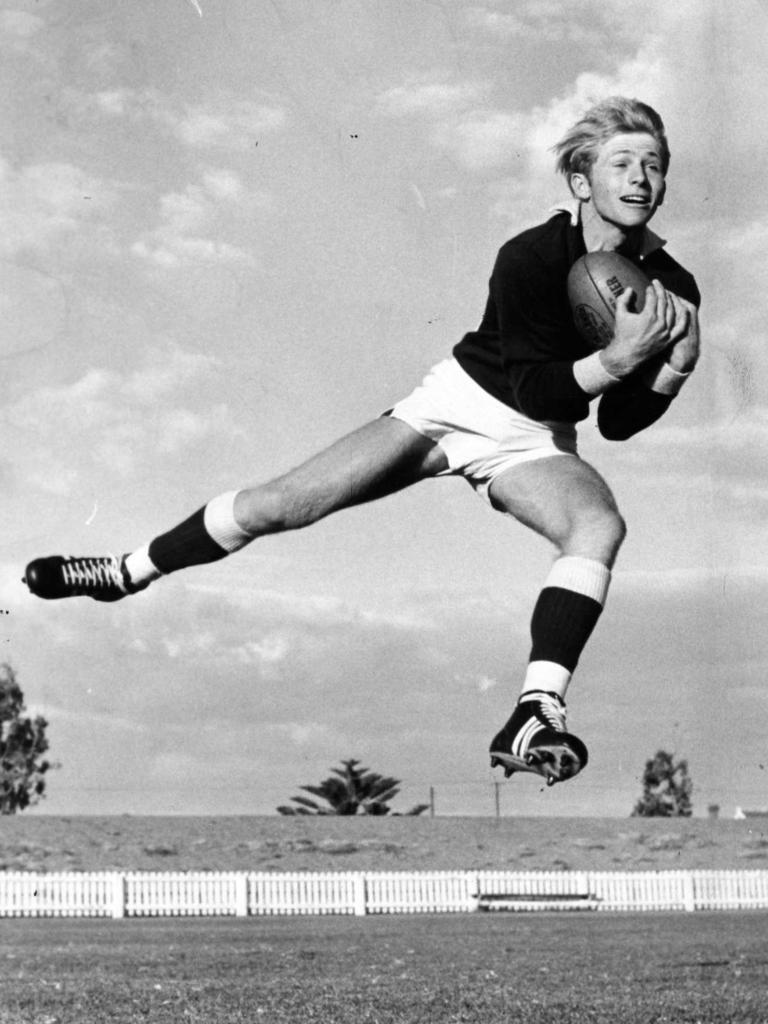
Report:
567,252,651,349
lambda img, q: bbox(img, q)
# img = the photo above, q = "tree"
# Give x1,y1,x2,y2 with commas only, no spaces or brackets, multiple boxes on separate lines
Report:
632,749,693,817
0,663,55,814
277,758,429,816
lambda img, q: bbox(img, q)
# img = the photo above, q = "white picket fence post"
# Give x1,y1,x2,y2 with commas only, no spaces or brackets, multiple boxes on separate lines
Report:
110,873,125,919
352,872,367,916
234,872,248,917
682,871,696,912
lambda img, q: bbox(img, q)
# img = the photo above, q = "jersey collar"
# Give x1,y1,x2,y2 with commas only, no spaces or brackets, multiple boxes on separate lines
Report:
550,198,666,258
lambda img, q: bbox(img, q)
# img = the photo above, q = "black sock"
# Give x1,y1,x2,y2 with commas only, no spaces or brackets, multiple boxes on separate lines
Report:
148,507,227,575
529,586,604,673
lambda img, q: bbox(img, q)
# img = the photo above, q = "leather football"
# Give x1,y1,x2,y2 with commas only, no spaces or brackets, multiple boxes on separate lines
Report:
567,252,651,349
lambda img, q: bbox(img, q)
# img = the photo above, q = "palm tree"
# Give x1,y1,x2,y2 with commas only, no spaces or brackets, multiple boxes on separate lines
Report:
277,758,427,816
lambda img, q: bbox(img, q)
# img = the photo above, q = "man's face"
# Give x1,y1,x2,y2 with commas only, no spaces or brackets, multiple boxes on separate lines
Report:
573,132,666,231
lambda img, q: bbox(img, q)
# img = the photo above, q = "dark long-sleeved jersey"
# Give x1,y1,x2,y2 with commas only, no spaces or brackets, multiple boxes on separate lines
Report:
453,210,700,440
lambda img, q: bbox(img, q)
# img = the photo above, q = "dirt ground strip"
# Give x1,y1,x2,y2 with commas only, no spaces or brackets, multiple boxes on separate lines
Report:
1,815,767,873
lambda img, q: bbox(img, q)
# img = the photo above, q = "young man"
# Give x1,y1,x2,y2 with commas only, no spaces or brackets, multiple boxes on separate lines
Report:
25,97,700,786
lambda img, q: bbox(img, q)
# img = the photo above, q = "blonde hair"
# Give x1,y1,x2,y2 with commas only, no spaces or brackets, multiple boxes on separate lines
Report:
553,97,670,184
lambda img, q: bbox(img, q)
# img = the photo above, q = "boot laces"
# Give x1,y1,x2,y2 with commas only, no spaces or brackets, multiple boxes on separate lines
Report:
61,555,125,595
534,693,567,732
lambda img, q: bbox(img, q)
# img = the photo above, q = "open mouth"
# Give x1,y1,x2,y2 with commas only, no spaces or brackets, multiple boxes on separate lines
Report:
620,195,651,206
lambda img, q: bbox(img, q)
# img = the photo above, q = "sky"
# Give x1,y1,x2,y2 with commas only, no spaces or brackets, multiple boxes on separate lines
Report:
2,0,768,819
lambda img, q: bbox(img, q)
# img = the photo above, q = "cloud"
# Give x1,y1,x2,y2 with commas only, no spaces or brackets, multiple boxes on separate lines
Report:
3,346,240,490
464,2,621,45
276,721,332,747
722,217,768,258
123,345,217,400
32,703,149,737
601,395,768,506
188,580,443,632
432,110,529,172
174,100,286,149
82,41,125,76
0,157,115,256
115,585,442,695
378,78,489,118
617,565,768,593
21,565,508,749
0,10,45,39
237,633,291,667
477,674,499,693
132,169,270,267
374,9,671,175
85,88,287,151
375,48,669,175
476,48,669,187
378,75,526,172
709,217,768,352
464,6,528,37
132,236,251,267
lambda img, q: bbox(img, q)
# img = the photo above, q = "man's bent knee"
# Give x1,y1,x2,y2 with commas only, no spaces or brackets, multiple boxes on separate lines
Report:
599,508,627,561
234,480,326,535
563,507,627,565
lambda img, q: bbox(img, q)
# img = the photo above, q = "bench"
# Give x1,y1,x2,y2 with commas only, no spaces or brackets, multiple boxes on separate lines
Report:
476,892,601,912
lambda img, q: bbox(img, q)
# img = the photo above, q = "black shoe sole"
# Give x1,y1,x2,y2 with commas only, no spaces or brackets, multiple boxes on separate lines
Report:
490,741,587,786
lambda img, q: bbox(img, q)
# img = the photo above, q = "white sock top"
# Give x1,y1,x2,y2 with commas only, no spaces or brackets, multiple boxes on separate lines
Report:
124,544,161,585
203,490,252,553
544,555,611,605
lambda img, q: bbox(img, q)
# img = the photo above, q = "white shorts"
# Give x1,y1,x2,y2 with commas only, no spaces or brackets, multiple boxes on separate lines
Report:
389,358,578,502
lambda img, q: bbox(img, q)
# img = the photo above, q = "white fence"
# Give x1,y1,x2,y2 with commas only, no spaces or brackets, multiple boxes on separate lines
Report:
1,869,768,919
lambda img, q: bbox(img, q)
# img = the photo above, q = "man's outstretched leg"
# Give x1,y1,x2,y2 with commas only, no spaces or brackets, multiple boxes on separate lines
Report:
486,454,626,785
24,417,448,601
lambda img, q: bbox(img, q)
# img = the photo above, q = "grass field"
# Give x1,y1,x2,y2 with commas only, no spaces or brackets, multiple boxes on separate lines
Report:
2,911,768,1024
